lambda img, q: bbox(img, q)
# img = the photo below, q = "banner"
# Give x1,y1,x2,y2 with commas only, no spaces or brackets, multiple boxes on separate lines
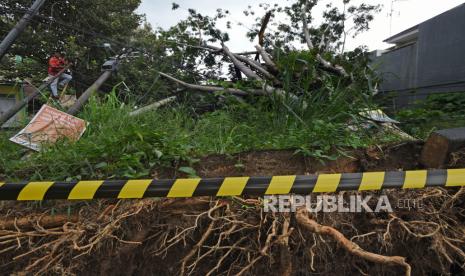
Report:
10,104,87,151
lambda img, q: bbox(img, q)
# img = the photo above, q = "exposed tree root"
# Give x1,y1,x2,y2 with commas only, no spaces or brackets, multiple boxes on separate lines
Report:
0,214,79,230
296,208,412,276
0,185,464,275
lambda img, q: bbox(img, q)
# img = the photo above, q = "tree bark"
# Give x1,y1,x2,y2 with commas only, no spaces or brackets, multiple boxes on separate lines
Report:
129,96,177,117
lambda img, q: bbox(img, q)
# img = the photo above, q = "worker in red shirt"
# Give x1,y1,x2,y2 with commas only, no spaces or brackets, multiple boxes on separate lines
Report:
48,52,72,99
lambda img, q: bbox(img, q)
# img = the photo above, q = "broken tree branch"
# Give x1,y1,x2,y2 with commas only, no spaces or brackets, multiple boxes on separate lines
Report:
129,96,177,117
221,44,261,80
236,54,278,82
255,45,278,73
257,12,272,48
223,44,296,99
212,44,277,81
255,11,272,61
158,71,257,96
178,43,277,81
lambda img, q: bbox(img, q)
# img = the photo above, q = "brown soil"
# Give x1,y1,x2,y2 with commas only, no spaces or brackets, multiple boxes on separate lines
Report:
193,141,424,177
1,141,464,276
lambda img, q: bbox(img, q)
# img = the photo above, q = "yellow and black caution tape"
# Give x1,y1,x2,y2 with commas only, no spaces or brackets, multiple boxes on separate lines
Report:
1,169,465,201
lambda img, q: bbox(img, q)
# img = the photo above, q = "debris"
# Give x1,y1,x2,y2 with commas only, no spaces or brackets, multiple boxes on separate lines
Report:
10,104,87,151
58,94,77,109
360,109,400,124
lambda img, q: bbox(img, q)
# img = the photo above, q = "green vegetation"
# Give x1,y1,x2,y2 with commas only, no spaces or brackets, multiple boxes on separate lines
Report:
395,92,465,138
0,90,387,181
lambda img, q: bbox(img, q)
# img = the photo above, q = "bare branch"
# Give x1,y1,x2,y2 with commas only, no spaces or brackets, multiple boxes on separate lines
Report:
175,43,276,81
222,43,261,80
158,71,260,96
235,51,259,56
255,11,272,61
129,96,177,117
316,55,349,78
255,45,278,72
302,2,314,50
257,12,272,47
235,54,278,82
319,25,331,51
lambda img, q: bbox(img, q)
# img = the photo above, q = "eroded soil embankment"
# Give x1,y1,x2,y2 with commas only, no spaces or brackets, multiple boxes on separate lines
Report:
1,141,464,275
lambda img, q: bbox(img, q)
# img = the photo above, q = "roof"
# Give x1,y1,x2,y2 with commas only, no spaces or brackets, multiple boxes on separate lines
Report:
383,25,419,44
384,3,465,44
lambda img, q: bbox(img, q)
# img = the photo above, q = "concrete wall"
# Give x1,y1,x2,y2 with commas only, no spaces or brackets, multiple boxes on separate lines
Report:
374,4,465,107
375,43,417,92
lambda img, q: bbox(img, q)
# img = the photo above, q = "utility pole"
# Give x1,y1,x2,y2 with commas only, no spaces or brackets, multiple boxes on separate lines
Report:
0,66,70,127
67,59,119,116
0,0,46,60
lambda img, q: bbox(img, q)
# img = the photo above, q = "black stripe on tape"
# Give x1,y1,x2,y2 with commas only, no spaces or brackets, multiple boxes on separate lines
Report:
290,175,318,194
0,182,29,200
193,178,224,196
44,181,78,200
426,170,447,187
338,173,363,191
94,180,127,199
243,177,272,196
144,179,176,197
382,171,406,189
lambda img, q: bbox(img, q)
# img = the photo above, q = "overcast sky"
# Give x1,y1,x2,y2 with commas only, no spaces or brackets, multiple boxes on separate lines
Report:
138,0,464,52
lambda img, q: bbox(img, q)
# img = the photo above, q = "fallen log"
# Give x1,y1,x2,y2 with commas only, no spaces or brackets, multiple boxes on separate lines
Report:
129,96,177,117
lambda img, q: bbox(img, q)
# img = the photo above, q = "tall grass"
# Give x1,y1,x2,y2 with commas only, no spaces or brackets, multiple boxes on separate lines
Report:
0,89,387,182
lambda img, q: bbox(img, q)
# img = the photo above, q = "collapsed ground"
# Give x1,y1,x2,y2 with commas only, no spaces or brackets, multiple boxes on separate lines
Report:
1,142,464,275
1,1,465,275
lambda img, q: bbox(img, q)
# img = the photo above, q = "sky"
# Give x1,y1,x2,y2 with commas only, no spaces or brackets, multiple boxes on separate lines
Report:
138,0,464,52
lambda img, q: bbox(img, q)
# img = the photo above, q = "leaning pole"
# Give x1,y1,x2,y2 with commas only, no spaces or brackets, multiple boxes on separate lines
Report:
67,59,119,116
0,0,46,60
0,66,69,127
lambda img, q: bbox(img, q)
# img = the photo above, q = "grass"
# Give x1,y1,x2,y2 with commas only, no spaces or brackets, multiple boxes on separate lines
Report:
0,90,392,182
394,92,465,139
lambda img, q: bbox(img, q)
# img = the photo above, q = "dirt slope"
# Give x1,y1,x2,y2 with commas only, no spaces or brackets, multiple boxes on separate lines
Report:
1,142,464,276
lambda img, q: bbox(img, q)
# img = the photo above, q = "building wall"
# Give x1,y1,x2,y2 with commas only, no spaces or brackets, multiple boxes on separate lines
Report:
375,43,417,92
375,4,465,108
0,83,25,128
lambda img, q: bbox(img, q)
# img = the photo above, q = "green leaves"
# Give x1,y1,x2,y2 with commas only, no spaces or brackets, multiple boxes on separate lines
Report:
178,167,198,178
